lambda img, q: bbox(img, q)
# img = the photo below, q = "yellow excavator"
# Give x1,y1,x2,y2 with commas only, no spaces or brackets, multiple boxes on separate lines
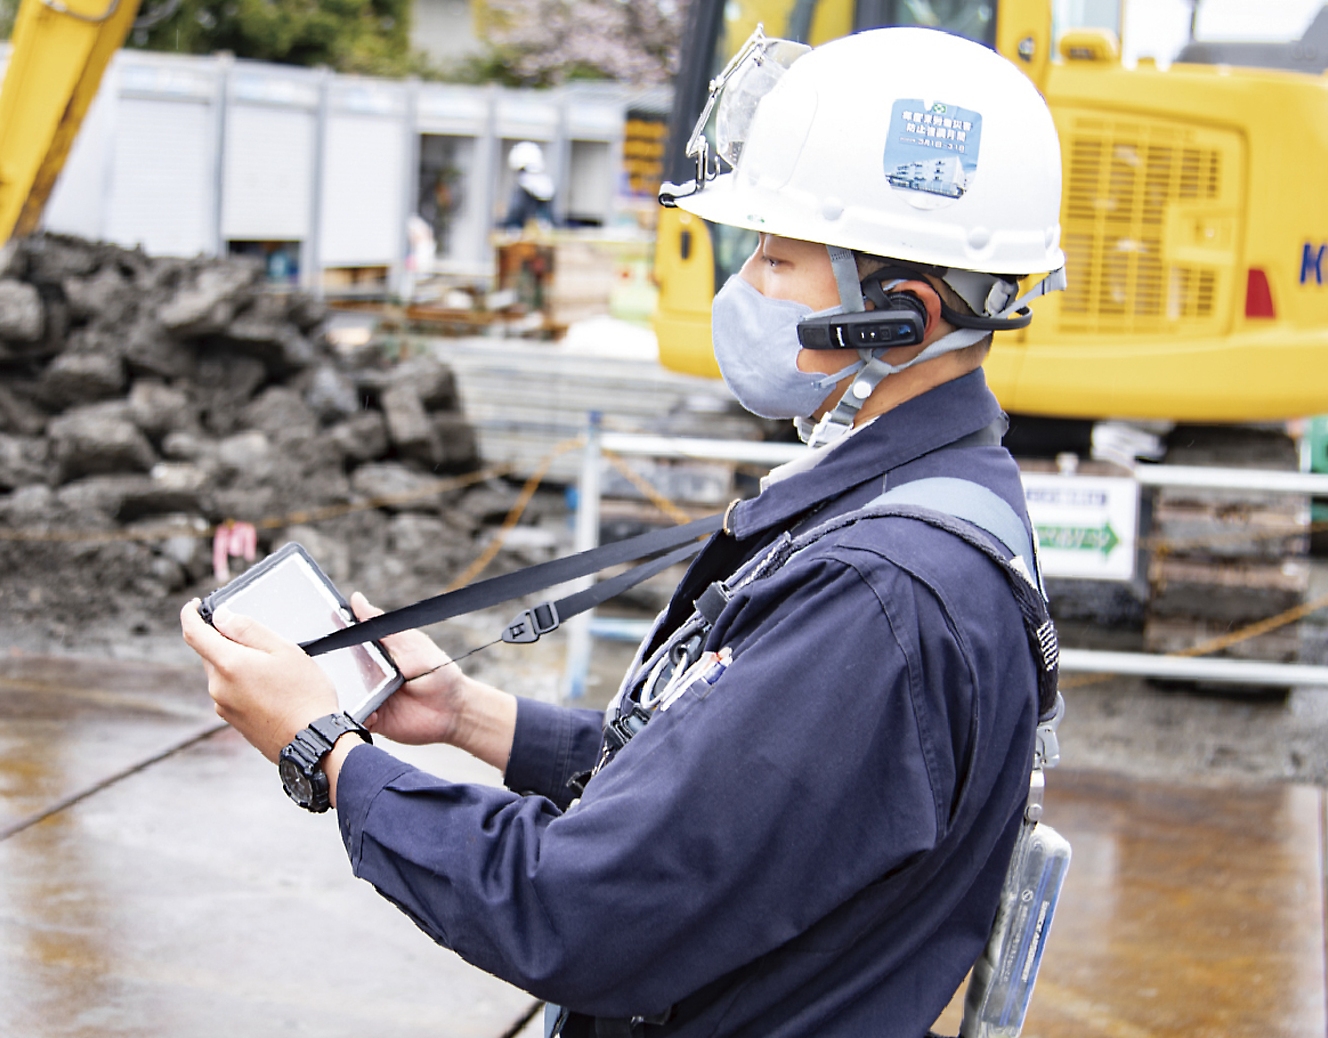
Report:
653,0,1328,424
8,0,1328,428
0,0,142,245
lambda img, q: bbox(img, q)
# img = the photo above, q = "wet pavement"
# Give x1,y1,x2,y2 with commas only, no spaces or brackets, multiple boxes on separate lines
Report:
0,654,535,1038
934,772,1326,1038
1,652,1324,1037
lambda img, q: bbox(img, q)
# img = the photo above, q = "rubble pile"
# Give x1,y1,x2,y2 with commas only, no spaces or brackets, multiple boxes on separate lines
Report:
0,233,540,639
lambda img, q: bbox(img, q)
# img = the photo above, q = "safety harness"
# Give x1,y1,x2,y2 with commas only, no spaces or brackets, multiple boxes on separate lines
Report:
549,478,1064,1038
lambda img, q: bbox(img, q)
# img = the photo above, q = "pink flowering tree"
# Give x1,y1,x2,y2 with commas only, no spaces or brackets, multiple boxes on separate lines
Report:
478,0,692,85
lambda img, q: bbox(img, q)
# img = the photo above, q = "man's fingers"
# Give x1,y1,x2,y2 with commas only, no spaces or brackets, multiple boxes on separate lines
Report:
350,591,383,621
212,606,295,655
181,599,241,667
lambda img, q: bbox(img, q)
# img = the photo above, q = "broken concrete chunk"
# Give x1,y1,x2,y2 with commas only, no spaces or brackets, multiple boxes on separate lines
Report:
457,482,521,523
350,462,445,511
41,350,127,408
56,474,154,520
329,410,388,463
381,383,441,465
305,365,360,423
118,465,209,521
0,382,47,436
48,409,157,483
432,412,478,471
194,354,268,435
387,512,451,558
216,429,273,477
1,483,55,526
63,266,130,324
0,434,49,490
224,293,315,370
137,514,211,580
150,461,209,494
286,293,329,332
210,485,276,523
241,386,317,438
123,316,196,380
23,234,100,284
157,262,261,335
0,280,44,342
161,430,219,464
395,355,458,411
128,380,196,439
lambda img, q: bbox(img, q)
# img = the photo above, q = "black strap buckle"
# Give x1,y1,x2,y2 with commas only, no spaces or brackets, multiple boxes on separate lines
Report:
603,703,653,754
502,601,561,644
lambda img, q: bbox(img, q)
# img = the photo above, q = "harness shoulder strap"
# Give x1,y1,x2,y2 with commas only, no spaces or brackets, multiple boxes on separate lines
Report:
776,478,1059,720
874,476,1034,569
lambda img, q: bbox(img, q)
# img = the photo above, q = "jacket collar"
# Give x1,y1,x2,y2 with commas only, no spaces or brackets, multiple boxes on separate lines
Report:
726,369,1003,540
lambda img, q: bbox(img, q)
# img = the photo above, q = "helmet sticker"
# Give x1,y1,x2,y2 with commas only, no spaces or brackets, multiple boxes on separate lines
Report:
883,99,983,210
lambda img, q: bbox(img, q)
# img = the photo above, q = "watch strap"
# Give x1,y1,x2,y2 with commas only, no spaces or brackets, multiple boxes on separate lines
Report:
306,711,373,752
280,713,372,813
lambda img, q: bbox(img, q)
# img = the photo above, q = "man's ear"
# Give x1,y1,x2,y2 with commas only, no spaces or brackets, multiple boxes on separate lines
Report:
889,279,944,341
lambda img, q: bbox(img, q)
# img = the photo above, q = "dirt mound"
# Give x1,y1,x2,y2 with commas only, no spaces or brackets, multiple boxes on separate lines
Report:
0,234,551,642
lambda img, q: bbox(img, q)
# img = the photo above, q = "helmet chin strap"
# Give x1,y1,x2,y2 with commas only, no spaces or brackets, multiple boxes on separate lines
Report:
797,321,988,448
795,251,956,447
826,246,866,313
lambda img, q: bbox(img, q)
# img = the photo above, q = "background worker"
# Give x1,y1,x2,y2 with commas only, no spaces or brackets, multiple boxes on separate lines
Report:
502,140,556,230
182,27,1065,1038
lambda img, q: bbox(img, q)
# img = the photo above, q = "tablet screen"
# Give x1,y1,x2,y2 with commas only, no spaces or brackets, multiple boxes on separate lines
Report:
217,550,399,721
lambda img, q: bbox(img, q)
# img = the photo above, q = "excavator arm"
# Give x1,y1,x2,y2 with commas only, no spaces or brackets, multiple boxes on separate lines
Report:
0,0,142,244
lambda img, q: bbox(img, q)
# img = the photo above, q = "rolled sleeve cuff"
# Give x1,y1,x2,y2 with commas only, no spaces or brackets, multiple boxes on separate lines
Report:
503,697,603,809
336,743,415,873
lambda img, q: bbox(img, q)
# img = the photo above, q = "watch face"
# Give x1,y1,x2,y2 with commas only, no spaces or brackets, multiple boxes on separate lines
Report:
279,756,312,805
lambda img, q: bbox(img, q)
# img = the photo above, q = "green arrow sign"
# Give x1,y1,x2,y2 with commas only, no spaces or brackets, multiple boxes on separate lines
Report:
1036,521,1120,556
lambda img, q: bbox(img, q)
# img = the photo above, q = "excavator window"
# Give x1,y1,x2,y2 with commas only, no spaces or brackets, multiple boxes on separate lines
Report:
852,0,996,43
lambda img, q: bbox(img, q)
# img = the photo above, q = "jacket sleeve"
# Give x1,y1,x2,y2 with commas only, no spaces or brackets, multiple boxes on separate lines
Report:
335,550,967,1018
503,698,605,808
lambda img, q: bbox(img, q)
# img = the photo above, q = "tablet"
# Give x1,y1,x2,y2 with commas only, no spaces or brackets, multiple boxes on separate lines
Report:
199,542,404,724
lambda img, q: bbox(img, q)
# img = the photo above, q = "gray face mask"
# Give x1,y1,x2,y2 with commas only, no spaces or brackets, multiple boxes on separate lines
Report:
711,275,865,420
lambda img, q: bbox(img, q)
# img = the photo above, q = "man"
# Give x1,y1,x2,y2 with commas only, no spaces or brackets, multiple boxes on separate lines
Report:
182,26,1065,1038
503,140,556,230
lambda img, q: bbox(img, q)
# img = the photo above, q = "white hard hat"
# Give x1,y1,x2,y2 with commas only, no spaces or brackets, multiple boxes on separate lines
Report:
673,27,1064,278
508,141,545,173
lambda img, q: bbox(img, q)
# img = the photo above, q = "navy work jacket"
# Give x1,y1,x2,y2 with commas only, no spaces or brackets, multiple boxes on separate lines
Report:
336,369,1040,1037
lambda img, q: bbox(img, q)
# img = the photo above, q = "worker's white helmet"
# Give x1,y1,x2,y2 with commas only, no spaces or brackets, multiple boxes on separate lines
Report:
508,141,546,174
671,27,1063,278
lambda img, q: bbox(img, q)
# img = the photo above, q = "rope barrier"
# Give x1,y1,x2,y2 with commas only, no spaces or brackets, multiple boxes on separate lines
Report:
602,450,694,526
444,438,584,592
1058,591,1328,690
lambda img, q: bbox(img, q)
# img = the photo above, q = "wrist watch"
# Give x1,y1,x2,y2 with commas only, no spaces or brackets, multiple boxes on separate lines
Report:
278,712,372,813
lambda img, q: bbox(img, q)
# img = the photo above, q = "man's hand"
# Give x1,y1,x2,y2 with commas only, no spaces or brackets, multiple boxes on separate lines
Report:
351,592,518,772
180,599,339,762
350,591,464,746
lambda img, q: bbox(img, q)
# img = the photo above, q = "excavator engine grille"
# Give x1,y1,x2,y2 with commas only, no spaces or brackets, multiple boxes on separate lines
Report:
1058,114,1241,335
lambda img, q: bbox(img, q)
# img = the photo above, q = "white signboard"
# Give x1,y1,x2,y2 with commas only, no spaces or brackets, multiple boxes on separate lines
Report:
1022,473,1139,582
